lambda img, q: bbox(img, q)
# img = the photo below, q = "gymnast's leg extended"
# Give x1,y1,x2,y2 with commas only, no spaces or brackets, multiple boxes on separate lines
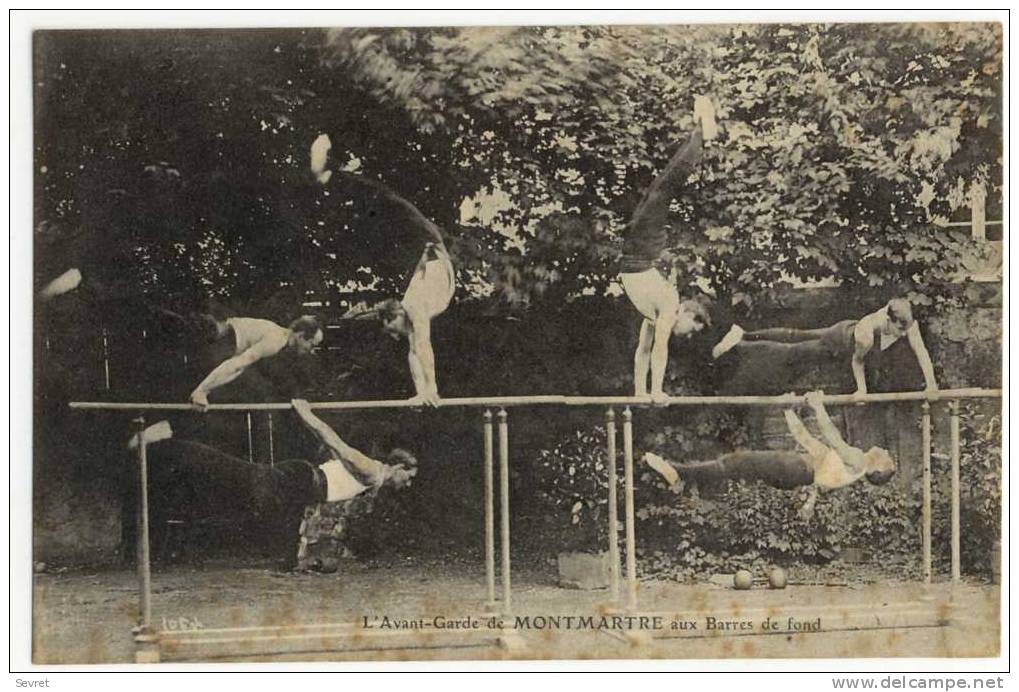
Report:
644,449,816,491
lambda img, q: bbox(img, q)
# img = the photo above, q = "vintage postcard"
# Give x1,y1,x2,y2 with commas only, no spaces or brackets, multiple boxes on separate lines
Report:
27,17,1003,666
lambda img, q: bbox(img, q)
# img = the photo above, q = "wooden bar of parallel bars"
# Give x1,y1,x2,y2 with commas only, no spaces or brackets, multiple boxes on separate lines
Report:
72,387,1001,660
69,388,1001,412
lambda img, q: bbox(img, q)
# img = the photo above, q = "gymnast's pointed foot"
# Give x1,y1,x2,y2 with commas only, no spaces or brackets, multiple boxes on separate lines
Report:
127,420,173,450
711,324,744,360
643,452,681,489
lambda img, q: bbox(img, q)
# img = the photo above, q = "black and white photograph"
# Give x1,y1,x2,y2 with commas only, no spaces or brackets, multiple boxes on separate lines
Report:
16,11,1006,672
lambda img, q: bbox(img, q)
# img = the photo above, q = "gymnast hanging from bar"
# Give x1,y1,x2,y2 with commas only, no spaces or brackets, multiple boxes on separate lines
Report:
710,298,938,396
129,400,416,561
642,391,896,518
310,135,455,407
619,96,717,402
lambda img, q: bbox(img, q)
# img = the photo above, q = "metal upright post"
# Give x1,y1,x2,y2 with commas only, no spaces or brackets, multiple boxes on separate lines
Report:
498,409,511,614
133,416,158,662
605,408,620,603
101,327,111,391
622,407,637,611
483,410,497,609
246,412,254,463
950,400,962,582
267,413,275,467
921,401,932,584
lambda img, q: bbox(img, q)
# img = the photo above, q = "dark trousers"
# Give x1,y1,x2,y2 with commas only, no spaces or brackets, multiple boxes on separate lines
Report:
672,450,815,490
741,321,856,358
719,321,857,395
144,439,323,560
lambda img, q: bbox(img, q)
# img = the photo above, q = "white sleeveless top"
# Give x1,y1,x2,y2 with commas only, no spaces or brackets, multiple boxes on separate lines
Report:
318,459,369,502
812,448,866,490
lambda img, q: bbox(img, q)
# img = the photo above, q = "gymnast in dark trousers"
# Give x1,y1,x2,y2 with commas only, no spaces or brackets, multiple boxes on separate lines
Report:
643,392,896,517
618,96,717,401
711,299,938,396
129,400,416,560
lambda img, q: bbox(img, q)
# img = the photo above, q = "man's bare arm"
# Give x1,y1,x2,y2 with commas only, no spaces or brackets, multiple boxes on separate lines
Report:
784,408,829,462
407,314,439,405
851,337,871,395
190,337,284,405
906,322,939,390
291,400,387,482
804,391,856,458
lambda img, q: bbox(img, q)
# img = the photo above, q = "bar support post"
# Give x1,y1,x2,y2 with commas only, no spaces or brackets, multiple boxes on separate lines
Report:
498,409,511,614
921,401,932,584
950,400,962,582
622,407,637,611
133,415,159,662
483,410,497,610
267,413,275,467
246,412,254,463
605,408,620,603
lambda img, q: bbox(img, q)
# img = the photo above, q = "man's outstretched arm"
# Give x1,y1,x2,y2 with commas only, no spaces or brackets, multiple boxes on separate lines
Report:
804,391,856,460
906,322,939,391
190,337,285,408
406,315,439,405
291,399,387,483
783,407,829,461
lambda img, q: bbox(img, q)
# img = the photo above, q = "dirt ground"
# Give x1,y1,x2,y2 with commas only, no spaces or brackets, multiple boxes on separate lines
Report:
32,558,1000,664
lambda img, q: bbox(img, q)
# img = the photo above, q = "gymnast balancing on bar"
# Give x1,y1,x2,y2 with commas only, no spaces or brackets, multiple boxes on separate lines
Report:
128,400,416,560
189,314,324,410
643,391,896,518
711,298,938,396
310,135,455,407
619,96,716,402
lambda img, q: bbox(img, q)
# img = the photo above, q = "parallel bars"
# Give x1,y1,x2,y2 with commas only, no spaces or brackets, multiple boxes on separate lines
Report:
70,387,1000,659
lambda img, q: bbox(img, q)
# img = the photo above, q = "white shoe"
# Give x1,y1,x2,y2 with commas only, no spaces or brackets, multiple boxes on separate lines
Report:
694,95,718,141
127,420,173,450
712,325,744,360
644,452,680,488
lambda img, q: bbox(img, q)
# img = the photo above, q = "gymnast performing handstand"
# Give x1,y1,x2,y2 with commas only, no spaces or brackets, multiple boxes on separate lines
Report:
711,298,938,396
619,96,716,401
643,391,896,517
311,135,455,407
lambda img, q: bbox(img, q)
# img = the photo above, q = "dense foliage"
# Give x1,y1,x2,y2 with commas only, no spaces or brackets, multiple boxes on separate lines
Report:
33,25,1002,574
36,24,1002,319
529,405,1001,582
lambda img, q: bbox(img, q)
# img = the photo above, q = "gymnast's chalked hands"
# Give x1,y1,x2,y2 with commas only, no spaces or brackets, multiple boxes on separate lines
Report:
190,390,210,412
